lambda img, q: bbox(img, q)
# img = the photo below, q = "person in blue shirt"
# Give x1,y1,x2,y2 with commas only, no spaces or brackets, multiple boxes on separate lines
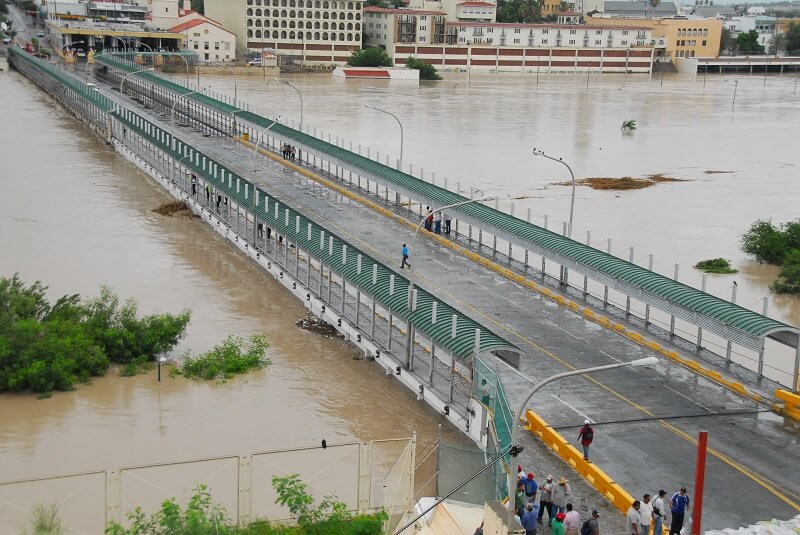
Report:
523,472,538,503
520,502,539,535
669,487,690,535
401,243,411,269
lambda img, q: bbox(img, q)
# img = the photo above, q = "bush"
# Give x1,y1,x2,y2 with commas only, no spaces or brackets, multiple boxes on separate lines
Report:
693,258,738,274
771,249,800,294
347,47,392,67
405,57,441,80
0,276,191,394
740,219,789,265
176,334,270,381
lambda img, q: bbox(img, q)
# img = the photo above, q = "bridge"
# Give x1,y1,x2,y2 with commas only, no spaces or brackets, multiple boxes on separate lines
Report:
698,56,800,74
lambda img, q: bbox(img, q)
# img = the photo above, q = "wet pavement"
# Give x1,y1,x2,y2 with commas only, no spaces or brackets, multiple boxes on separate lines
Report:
92,73,800,531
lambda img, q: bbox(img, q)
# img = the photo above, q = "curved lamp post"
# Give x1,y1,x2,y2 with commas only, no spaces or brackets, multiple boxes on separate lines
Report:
112,35,127,55
274,78,303,128
252,115,282,172
120,67,155,95
505,356,659,518
170,87,211,151
406,195,495,314
210,63,238,105
365,104,403,167
532,148,576,239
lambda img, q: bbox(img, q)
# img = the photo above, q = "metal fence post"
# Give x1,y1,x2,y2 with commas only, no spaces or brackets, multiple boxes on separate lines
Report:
670,264,679,338
625,246,634,316
726,282,737,363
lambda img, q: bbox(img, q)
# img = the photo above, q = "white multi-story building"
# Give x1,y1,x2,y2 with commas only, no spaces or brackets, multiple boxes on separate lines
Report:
406,0,497,23
205,0,364,65
724,15,777,51
364,7,447,49
446,21,651,47
148,0,180,30
170,11,237,62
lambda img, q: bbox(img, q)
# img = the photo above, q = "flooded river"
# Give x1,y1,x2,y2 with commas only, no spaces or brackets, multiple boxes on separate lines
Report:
0,71,452,486
1,62,799,488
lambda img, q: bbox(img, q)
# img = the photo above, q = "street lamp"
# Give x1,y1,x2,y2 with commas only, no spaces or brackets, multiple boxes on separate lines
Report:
365,104,403,167
120,67,155,95
406,195,495,314
273,78,303,128
112,35,127,55
252,115,282,172
505,356,659,519
157,356,167,381
171,87,211,151
210,63,238,105
532,148,576,239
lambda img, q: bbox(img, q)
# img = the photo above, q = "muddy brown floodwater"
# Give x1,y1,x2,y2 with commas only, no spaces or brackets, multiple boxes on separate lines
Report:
0,72,457,488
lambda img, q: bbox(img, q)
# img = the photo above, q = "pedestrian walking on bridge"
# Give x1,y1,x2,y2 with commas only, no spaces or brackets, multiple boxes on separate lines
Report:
552,477,571,515
652,490,667,535
521,503,539,535
538,474,555,525
401,243,411,269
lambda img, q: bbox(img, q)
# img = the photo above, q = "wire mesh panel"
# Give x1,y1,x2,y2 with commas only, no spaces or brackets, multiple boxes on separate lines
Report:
437,439,499,506
0,472,107,535
414,444,439,502
250,442,361,522
119,456,240,525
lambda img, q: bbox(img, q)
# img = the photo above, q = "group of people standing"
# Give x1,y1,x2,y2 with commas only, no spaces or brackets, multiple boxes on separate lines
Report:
423,207,451,236
627,488,690,535
281,143,297,161
512,469,599,535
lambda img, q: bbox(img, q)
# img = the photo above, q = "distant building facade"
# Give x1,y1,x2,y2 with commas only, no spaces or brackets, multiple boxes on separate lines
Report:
205,0,363,65
170,10,237,62
587,14,722,60
406,0,497,23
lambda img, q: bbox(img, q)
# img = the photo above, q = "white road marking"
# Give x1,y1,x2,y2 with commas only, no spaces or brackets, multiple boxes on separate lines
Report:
664,385,716,413
495,357,536,383
550,394,594,423
548,322,580,340
601,351,637,372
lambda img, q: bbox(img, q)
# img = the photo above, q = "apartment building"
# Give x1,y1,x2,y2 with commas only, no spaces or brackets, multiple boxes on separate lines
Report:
405,0,497,24
170,11,237,62
364,7,447,49
586,15,722,60
205,0,363,65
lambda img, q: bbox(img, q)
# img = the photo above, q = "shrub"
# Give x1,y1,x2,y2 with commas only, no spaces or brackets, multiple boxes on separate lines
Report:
771,249,800,294
20,503,68,535
176,334,270,381
740,219,788,265
347,47,392,67
693,258,738,274
405,57,441,80
0,276,190,394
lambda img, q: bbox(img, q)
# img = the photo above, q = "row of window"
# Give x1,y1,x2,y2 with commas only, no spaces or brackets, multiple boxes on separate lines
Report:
676,49,696,57
249,20,361,30
458,27,634,36
676,39,707,47
247,11,360,21
459,37,632,45
247,29,359,41
247,0,361,8
677,28,709,37
191,41,233,51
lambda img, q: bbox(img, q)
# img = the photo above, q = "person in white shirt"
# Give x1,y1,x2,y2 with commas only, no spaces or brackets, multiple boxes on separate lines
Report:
639,494,654,535
627,500,642,535
564,503,580,535
652,490,668,535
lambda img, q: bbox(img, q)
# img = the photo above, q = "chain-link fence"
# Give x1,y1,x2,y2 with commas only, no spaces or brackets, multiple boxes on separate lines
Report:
437,438,505,506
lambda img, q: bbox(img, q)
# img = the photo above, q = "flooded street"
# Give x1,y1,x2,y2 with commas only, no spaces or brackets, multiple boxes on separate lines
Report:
0,71,451,484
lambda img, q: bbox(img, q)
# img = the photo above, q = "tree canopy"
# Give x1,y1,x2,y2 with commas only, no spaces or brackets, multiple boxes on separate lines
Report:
347,47,393,67
735,29,765,55
741,219,800,294
0,276,190,394
785,20,800,55
497,0,543,23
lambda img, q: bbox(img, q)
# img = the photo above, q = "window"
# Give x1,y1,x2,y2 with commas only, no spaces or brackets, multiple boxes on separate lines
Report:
225,42,231,50
621,40,627,45
421,15,427,20
702,40,706,46
214,42,220,49
542,38,548,44
569,39,575,44
514,28,520,33
513,38,519,43
420,25,426,30
193,32,200,37
542,28,548,34
596,29,602,35
193,42,199,49
622,30,628,35
570,29,576,34
595,39,601,45
204,42,209,49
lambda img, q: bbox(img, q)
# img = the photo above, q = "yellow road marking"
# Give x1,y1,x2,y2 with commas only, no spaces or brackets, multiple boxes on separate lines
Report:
236,137,800,510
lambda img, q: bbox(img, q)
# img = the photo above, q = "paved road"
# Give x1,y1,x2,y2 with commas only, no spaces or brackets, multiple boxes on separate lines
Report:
91,72,800,531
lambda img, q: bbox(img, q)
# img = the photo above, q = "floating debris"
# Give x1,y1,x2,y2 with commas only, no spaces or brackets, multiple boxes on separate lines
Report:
296,312,344,339
152,201,194,218
555,174,687,191
704,170,736,174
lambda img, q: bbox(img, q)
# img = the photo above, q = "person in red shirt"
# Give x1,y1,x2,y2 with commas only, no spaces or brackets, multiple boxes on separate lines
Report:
578,420,594,462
